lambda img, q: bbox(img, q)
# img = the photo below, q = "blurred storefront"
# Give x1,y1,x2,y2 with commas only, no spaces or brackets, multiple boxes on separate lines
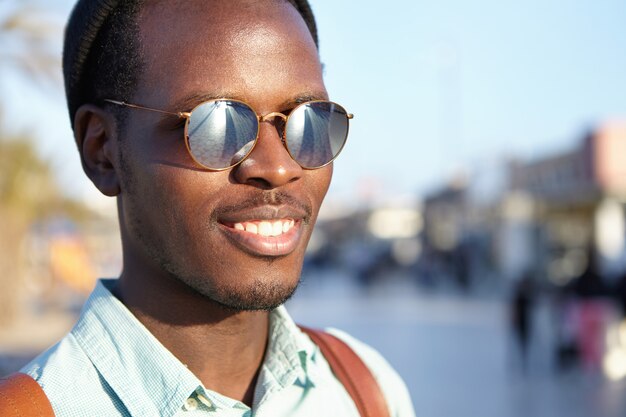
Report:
420,122,626,289
506,122,626,287
421,172,502,291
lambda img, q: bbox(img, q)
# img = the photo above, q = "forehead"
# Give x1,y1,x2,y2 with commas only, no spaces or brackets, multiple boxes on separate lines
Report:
133,0,325,109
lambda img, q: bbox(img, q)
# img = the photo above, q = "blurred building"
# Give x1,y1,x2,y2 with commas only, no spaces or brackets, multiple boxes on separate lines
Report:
305,196,423,284
421,122,626,289
506,122,626,286
422,175,498,290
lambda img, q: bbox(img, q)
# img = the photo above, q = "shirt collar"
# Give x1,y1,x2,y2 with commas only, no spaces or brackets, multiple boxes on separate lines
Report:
71,279,201,417
251,305,321,408
70,279,320,415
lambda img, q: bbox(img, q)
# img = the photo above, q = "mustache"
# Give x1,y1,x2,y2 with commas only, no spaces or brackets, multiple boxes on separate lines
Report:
212,191,313,222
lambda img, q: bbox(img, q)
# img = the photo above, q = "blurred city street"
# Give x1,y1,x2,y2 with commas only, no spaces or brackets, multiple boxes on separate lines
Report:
3,269,626,417
288,269,626,417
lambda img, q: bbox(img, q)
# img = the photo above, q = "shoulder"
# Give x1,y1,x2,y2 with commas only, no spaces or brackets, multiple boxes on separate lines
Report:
20,334,121,416
22,333,90,385
325,328,416,417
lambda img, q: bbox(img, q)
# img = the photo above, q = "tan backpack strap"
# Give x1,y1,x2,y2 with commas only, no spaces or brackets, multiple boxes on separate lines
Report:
299,326,391,417
0,373,55,417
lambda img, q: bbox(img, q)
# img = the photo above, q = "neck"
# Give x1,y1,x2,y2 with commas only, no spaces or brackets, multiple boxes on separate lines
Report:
114,266,270,406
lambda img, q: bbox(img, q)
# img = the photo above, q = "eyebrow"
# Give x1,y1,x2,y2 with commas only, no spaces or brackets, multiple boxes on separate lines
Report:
171,91,240,112
281,92,329,109
171,90,330,113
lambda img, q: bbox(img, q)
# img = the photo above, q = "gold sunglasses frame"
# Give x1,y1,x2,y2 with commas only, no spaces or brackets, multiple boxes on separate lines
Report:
104,98,353,171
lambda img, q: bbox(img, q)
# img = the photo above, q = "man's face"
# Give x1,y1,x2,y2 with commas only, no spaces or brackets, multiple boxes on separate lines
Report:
116,0,331,310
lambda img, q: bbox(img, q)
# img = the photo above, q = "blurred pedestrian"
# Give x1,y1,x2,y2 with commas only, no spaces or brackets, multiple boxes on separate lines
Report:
510,272,535,372
570,250,609,371
615,270,626,318
553,287,580,371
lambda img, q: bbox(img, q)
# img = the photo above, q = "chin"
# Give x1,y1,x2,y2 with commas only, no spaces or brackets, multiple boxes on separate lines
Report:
211,279,300,311
172,265,302,312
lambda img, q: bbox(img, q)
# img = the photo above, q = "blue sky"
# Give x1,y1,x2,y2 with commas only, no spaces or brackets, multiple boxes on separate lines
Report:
313,0,626,199
2,0,625,203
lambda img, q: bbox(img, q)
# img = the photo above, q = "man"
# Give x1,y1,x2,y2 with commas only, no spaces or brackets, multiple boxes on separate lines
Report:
19,1,415,416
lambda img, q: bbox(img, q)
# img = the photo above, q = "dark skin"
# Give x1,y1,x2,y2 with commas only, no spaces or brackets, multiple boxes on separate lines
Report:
73,0,332,406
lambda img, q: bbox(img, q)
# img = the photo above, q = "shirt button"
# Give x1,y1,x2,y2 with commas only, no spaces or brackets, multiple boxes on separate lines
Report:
184,397,198,411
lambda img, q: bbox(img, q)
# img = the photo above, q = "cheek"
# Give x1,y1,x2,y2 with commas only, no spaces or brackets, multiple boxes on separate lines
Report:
118,121,212,209
120,112,197,172
130,168,221,228
118,142,220,251
309,165,333,210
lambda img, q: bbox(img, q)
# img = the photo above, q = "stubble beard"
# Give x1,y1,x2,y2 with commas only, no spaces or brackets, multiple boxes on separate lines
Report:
126,205,303,311
170,264,302,312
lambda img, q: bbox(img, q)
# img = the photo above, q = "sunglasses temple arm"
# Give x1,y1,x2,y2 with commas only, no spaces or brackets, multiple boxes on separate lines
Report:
104,99,189,119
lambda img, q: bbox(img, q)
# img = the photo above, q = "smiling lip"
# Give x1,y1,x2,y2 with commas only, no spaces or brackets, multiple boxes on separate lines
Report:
217,205,308,257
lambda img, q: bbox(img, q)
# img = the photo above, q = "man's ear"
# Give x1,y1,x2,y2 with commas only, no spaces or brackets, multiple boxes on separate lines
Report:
74,104,121,197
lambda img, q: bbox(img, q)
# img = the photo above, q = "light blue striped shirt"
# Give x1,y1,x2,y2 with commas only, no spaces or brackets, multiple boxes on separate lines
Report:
22,279,415,417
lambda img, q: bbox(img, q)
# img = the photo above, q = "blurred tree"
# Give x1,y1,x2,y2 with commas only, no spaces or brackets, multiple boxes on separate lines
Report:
0,138,92,325
0,0,63,124
0,138,56,324
0,2,82,326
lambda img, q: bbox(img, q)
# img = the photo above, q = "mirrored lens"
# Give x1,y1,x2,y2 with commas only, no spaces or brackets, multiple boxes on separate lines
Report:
285,101,349,168
187,100,258,169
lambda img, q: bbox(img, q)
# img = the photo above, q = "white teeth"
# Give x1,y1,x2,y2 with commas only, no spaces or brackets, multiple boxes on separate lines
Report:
258,221,273,237
245,223,258,234
233,219,295,236
272,221,283,236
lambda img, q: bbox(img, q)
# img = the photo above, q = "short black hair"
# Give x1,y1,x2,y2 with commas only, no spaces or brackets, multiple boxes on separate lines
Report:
63,0,319,130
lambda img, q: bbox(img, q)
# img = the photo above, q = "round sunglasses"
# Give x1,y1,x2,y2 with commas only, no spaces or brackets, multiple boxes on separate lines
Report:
104,98,353,170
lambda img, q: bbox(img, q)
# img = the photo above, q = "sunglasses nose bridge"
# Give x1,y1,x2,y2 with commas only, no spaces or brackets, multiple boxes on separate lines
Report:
259,112,288,144
259,112,287,123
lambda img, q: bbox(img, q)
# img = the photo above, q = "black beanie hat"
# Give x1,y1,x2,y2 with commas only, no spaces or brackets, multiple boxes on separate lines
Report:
62,0,319,125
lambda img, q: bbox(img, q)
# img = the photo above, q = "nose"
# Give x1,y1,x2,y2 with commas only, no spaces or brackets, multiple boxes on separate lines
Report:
231,120,302,189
